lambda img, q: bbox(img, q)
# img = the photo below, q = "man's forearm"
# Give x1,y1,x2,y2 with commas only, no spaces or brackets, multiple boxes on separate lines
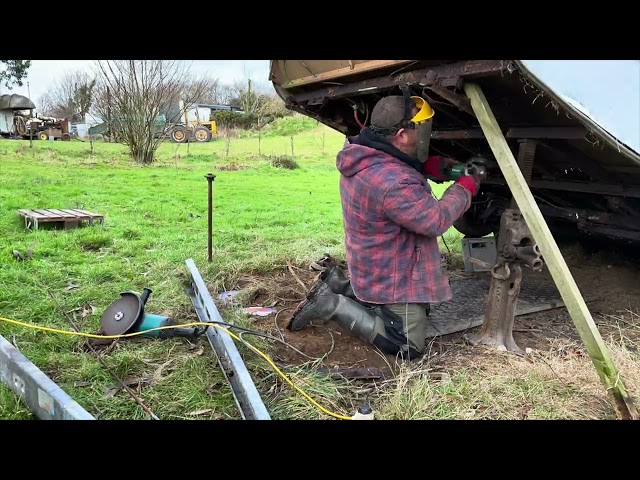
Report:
382,179,473,238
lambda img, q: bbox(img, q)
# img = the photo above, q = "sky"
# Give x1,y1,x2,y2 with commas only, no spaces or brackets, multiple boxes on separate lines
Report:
520,60,639,155
2,60,273,106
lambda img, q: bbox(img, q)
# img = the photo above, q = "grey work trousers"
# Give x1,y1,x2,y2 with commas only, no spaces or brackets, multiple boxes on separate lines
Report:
384,302,431,354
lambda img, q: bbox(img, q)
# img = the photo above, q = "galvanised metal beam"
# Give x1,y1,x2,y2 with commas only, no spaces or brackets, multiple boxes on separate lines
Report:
0,334,95,420
185,258,271,420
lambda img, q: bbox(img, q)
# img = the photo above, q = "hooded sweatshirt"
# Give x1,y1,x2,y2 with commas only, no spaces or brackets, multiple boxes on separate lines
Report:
336,129,472,305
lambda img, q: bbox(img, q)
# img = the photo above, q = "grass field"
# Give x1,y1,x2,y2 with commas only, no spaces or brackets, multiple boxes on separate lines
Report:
1,116,638,421
0,118,454,420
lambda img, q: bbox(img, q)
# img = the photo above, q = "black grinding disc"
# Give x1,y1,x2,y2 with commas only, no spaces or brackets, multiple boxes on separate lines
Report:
99,293,142,336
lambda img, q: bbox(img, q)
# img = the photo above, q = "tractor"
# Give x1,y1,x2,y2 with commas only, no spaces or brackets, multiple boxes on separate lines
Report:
168,102,218,143
168,121,215,144
13,113,71,141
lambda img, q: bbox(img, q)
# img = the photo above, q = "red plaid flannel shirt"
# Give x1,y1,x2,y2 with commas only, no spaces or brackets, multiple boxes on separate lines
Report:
337,142,472,305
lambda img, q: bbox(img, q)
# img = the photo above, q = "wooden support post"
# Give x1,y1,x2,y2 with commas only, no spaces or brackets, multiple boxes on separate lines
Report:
463,82,638,420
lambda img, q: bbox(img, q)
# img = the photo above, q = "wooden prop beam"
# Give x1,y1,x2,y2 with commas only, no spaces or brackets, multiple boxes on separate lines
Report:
463,81,638,420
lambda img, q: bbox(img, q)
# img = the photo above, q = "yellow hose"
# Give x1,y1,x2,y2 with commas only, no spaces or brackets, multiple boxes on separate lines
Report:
0,315,353,420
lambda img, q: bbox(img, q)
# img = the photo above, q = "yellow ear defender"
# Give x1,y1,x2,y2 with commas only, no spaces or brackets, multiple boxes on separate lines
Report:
410,96,435,124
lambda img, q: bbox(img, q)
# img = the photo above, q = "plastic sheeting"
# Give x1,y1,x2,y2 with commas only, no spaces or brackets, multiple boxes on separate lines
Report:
0,111,13,133
516,60,640,158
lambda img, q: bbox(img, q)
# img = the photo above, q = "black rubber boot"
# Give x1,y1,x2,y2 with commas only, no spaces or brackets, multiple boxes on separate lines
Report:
286,282,424,360
287,282,381,343
320,265,356,299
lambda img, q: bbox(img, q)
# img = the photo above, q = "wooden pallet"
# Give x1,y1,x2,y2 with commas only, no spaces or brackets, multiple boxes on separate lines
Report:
18,208,104,230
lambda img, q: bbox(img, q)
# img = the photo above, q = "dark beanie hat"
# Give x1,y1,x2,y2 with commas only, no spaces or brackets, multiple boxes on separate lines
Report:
370,96,407,130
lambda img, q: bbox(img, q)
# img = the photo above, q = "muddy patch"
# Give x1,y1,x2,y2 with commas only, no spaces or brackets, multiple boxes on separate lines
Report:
210,247,640,386
211,257,400,377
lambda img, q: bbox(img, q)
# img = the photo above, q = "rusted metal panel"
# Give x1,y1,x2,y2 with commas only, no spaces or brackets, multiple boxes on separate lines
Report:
431,129,483,140
439,76,464,89
532,180,640,198
576,224,639,241
423,80,474,116
282,60,509,104
482,178,640,198
539,204,640,231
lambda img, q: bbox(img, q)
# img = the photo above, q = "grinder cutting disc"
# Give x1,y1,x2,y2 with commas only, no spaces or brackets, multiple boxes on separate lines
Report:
469,156,498,169
99,292,142,337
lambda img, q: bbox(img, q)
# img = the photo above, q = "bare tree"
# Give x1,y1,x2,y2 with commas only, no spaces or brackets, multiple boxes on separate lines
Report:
37,70,96,121
38,91,56,116
229,79,271,114
182,75,220,105
227,66,281,118
92,60,207,164
217,84,237,105
240,62,273,94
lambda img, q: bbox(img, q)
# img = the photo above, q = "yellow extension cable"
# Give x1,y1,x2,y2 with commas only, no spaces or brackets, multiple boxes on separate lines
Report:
0,315,353,420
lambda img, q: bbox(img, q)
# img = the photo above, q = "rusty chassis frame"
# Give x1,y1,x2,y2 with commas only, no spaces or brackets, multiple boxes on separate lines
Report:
276,59,640,246
284,60,508,105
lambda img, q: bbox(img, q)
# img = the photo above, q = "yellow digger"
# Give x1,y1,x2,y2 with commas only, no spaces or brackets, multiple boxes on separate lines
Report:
168,102,218,143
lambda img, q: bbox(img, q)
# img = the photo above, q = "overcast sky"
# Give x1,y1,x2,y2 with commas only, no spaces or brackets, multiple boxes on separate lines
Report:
2,60,273,105
520,60,639,154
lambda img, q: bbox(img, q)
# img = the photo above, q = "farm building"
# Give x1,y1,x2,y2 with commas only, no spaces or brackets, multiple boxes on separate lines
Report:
0,94,36,138
71,112,104,138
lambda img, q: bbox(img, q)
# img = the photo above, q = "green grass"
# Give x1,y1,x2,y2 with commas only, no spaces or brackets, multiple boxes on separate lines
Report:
0,125,457,420
2,123,636,421
252,115,320,137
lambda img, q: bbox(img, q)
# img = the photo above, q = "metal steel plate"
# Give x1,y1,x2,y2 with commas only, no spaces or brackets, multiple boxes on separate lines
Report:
426,272,595,338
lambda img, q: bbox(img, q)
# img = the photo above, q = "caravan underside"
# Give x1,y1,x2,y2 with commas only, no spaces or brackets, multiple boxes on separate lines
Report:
269,60,640,246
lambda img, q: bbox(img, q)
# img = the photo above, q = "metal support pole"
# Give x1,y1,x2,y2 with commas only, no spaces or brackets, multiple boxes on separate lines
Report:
204,173,216,263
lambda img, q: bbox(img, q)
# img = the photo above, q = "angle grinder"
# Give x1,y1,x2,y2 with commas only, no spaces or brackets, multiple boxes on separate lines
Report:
445,156,494,181
98,288,206,341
